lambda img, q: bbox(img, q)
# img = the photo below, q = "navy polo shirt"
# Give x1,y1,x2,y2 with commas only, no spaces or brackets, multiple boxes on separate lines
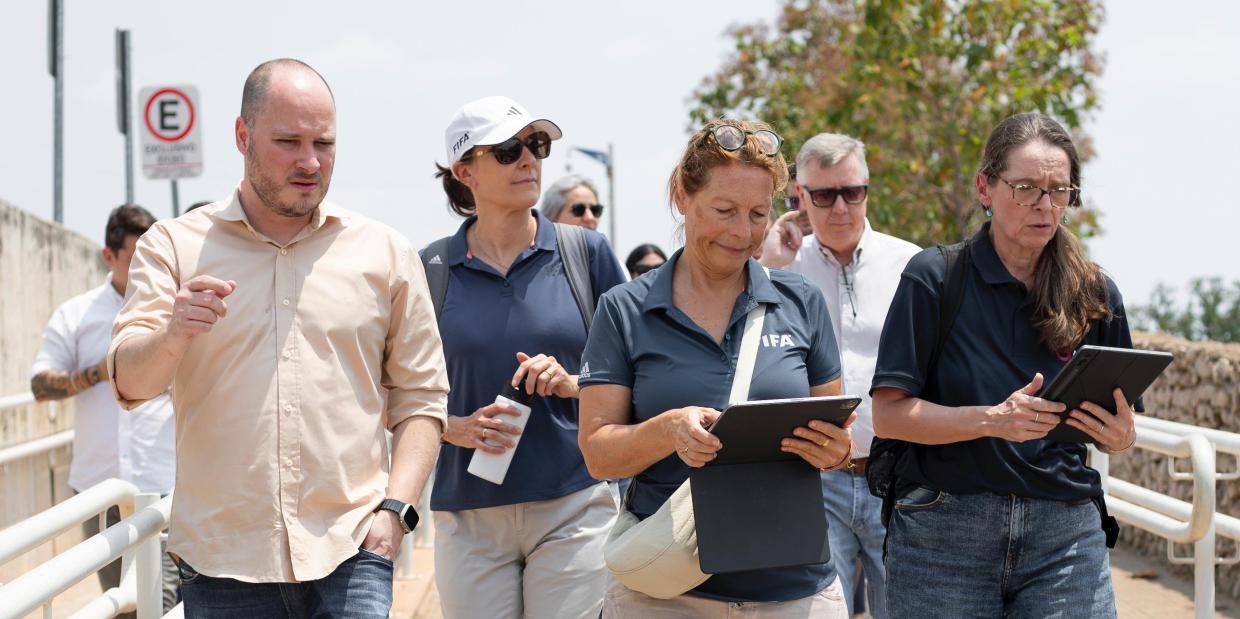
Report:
871,222,1139,501
428,210,626,511
580,250,841,603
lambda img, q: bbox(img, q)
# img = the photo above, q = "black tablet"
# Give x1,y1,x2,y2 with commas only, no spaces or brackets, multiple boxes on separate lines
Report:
708,395,861,466
1040,345,1173,443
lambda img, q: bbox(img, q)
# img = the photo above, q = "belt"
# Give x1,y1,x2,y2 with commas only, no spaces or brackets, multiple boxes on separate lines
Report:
845,457,868,476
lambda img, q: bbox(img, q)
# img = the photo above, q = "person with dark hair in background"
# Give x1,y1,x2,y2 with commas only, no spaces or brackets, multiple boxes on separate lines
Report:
872,112,1138,617
426,96,626,618
185,201,212,213
110,59,448,617
540,174,604,231
624,243,666,279
31,204,179,616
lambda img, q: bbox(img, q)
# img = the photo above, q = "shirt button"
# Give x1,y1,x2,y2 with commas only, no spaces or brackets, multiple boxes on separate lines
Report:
282,298,291,306
283,404,293,413
280,249,288,256
282,351,291,360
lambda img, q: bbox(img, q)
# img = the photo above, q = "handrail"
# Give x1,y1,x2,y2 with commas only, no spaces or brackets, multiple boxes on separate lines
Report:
1101,430,1215,545
0,392,35,412
0,478,139,567
0,494,172,619
0,429,74,467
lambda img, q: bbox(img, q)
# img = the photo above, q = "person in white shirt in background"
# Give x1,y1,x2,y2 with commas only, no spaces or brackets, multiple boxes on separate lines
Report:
31,204,179,615
761,134,919,618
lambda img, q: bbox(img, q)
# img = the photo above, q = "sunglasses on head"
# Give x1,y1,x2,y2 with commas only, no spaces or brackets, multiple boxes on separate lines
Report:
704,124,783,156
802,184,868,208
469,131,552,165
569,203,604,218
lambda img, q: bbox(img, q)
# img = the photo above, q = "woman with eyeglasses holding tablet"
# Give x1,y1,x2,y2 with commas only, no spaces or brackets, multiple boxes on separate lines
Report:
428,96,627,618
540,174,605,231
871,113,1138,617
578,119,851,617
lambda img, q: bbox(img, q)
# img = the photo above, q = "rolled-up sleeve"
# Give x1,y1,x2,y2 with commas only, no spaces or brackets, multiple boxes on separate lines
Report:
108,224,179,410
383,243,449,432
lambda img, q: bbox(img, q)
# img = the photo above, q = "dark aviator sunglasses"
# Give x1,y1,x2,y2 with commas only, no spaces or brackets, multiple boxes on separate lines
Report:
802,184,868,208
468,131,552,165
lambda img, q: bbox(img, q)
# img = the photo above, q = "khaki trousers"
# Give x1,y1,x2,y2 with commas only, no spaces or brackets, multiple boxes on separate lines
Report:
603,574,848,619
434,483,616,619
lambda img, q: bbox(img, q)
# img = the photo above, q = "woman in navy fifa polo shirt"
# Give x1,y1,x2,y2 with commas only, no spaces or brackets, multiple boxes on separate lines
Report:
872,113,1138,617
427,96,627,618
578,120,853,617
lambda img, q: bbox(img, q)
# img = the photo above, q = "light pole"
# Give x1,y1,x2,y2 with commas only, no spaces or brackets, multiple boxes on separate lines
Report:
116,29,133,204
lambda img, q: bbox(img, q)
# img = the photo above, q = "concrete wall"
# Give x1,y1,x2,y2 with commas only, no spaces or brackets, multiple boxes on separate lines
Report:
1117,332,1240,598
0,198,106,583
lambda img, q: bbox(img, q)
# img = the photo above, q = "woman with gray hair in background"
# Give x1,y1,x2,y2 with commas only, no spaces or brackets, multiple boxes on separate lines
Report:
541,174,604,230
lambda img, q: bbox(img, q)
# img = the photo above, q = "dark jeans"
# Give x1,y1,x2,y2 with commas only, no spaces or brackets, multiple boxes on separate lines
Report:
176,549,393,618
885,487,1116,618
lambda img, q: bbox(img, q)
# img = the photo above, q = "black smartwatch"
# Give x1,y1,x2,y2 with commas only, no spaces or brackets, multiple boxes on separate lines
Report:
375,498,419,534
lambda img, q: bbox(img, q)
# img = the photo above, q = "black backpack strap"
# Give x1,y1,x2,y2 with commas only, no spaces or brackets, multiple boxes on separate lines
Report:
553,223,595,332
420,236,452,322
930,241,972,375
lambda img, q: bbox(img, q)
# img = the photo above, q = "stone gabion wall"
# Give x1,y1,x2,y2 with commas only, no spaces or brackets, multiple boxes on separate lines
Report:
1112,331,1240,597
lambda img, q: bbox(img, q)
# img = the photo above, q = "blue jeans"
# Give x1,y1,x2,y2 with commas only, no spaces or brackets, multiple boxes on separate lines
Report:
885,488,1115,618
822,470,887,618
177,549,393,618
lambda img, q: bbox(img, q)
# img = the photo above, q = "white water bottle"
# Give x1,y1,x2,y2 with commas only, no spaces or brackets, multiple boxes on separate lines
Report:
467,382,534,485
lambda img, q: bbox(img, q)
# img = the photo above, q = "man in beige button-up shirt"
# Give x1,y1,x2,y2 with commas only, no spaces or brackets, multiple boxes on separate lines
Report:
109,59,447,616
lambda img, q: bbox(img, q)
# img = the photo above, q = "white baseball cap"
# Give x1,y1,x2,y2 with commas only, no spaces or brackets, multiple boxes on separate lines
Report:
443,96,563,165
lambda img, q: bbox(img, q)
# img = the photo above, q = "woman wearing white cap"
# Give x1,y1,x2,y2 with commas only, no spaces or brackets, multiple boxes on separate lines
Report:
423,96,627,618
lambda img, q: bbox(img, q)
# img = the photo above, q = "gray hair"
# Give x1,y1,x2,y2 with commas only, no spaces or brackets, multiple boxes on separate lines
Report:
796,133,869,182
539,174,600,220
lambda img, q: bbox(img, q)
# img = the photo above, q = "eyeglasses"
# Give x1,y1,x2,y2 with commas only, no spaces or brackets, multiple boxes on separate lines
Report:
468,131,552,165
704,125,783,156
569,203,604,218
632,263,658,276
998,178,1080,208
801,184,868,208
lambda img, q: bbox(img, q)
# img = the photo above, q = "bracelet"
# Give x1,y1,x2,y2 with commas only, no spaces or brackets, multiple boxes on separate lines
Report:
823,443,853,471
1102,429,1137,455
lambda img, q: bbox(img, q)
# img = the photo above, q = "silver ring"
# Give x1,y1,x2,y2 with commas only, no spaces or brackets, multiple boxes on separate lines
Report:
1034,413,1040,424
482,428,489,441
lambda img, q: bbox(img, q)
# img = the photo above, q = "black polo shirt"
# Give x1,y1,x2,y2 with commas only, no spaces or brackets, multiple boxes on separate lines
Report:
870,222,1138,500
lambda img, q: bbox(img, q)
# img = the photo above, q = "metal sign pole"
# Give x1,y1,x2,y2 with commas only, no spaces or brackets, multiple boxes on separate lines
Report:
116,29,133,204
171,180,180,217
607,143,616,247
49,0,64,223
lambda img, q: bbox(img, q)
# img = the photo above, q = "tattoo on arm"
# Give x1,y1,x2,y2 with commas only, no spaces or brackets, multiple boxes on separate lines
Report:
31,366,104,401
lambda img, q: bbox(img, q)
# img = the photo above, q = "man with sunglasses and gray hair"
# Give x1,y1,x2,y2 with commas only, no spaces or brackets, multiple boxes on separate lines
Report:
760,133,919,618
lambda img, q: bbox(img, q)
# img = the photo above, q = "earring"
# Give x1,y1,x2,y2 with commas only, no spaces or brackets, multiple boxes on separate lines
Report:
984,209,992,217
1062,213,1069,225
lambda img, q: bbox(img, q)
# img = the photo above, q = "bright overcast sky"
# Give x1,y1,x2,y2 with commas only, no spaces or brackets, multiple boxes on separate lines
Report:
2,1,1236,307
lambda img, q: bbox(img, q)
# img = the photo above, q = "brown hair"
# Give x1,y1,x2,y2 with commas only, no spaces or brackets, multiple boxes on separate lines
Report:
434,161,476,217
978,112,1110,354
668,119,788,208
105,204,156,251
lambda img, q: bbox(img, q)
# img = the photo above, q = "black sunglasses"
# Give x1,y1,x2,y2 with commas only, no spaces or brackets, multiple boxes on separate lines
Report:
632,263,658,275
802,184,868,208
570,203,604,218
470,131,552,165
703,125,783,156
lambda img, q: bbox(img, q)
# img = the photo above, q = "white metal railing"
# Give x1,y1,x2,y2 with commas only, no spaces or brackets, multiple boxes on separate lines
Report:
0,392,71,469
0,482,175,619
1092,414,1240,619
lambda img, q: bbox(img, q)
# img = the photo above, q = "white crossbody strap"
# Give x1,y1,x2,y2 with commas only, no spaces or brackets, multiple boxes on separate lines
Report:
728,267,769,406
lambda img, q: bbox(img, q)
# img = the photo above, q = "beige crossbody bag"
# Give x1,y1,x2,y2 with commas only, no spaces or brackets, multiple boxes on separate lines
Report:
602,298,767,599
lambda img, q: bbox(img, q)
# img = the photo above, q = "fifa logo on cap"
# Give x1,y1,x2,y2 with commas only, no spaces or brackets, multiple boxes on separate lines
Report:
452,132,471,153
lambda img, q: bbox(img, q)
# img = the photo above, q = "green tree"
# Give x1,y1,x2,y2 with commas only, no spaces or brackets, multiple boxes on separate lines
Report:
1137,279,1240,343
690,0,1105,247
